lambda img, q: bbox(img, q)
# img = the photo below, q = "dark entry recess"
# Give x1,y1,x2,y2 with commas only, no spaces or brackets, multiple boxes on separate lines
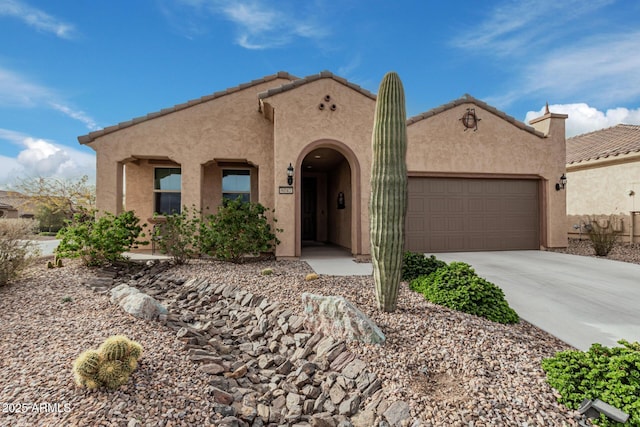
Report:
302,177,317,241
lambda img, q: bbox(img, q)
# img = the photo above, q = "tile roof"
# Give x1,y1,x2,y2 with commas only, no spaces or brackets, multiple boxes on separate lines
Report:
78,71,299,145
406,94,545,137
566,124,640,164
258,70,376,101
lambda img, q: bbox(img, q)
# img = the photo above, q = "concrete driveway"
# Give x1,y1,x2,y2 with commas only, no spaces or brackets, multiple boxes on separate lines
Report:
426,251,640,351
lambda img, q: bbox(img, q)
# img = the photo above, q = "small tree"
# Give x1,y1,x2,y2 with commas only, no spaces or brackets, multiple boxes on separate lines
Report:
585,215,622,256
56,210,147,266
13,175,95,221
199,198,280,263
0,218,39,286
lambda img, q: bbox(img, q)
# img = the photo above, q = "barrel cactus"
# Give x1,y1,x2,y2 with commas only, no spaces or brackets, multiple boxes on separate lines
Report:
97,360,130,390
99,335,130,361
72,350,102,378
369,71,408,312
72,335,143,390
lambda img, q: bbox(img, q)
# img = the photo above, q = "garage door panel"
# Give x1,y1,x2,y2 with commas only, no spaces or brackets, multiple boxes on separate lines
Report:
406,177,539,252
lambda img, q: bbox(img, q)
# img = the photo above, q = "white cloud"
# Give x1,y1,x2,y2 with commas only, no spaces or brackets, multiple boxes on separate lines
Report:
451,0,640,109
0,0,76,39
521,32,640,105
525,103,640,137
162,0,329,49
0,66,98,130
0,128,95,187
451,0,614,56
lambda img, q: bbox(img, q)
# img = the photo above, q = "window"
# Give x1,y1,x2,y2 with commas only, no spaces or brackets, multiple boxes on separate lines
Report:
222,169,251,203
154,168,181,215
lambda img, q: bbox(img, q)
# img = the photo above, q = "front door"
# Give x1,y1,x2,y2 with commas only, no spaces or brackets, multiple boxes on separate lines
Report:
302,177,317,241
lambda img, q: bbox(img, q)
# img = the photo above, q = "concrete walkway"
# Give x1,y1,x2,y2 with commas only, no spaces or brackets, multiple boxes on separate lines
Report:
427,251,640,351
301,245,372,276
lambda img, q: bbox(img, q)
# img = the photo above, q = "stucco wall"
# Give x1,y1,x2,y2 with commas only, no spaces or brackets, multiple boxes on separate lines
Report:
566,157,640,215
262,78,375,257
88,78,290,221
406,104,567,248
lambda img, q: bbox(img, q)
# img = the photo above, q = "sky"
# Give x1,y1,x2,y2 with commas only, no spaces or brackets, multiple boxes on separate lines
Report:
1,0,640,188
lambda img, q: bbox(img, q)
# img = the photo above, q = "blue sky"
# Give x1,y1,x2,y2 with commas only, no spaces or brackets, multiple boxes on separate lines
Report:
1,0,640,188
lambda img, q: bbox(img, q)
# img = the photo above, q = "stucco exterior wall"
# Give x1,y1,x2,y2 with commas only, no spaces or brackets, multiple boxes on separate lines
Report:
566,156,640,215
261,78,376,257
88,78,291,220
84,73,568,257
565,155,640,243
406,104,567,248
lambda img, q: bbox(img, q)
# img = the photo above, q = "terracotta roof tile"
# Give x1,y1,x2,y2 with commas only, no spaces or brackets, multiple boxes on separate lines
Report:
78,71,298,144
566,124,640,164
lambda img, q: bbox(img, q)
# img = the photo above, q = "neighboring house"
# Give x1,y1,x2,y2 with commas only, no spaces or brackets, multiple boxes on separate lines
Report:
78,70,567,257
0,190,33,219
0,201,19,218
566,124,640,242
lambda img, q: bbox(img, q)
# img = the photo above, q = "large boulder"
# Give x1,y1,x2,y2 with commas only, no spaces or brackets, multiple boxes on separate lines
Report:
110,285,167,320
301,293,385,344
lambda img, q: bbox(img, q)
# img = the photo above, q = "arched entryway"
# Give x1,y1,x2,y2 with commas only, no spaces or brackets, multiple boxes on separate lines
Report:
296,140,361,257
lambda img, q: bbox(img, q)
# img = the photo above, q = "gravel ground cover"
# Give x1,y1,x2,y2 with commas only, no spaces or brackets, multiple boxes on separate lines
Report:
2,239,637,426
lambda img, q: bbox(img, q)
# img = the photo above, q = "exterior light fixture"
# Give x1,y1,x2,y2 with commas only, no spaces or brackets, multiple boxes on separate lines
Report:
555,173,567,191
287,163,294,186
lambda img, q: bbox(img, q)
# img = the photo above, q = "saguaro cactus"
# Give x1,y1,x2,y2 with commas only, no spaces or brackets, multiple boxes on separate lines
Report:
370,71,408,312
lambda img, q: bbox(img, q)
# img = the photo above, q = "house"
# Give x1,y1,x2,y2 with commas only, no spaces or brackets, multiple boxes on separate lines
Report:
0,201,18,218
566,124,640,242
78,71,568,258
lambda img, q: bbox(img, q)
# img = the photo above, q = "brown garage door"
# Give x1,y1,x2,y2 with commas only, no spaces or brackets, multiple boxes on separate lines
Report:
406,177,539,252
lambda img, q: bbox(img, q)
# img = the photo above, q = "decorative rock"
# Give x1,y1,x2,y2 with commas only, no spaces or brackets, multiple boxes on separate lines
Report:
341,359,367,379
110,284,140,304
383,400,411,426
211,387,235,405
198,363,226,375
119,292,168,320
338,394,361,417
302,293,386,344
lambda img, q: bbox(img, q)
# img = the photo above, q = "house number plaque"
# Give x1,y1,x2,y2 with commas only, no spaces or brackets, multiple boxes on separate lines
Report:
279,186,294,194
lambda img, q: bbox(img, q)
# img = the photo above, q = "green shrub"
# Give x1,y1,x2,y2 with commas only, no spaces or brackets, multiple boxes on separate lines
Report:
401,251,447,281
0,218,39,286
56,210,147,266
152,206,200,265
586,215,623,256
199,198,281,263
542,340,640,426
409,262,519,324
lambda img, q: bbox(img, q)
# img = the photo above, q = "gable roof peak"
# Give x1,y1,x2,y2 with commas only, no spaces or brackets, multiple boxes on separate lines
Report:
407,93,544,138
258,70,376,101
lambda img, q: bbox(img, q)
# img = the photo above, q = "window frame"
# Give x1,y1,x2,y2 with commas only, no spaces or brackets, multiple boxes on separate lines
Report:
153,167,182,215
222,168,252,203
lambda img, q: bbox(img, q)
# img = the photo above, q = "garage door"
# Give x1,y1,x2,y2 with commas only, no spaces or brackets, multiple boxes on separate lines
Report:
406,177,539,252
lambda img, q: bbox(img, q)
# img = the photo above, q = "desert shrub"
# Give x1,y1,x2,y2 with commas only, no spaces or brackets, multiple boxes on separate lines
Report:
586,215,623,256
199,198,281,263
0,218,39,286
56,210,147,266
409,262,519,324
152,206,200,265
542,340,640,427
401,251,447,281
